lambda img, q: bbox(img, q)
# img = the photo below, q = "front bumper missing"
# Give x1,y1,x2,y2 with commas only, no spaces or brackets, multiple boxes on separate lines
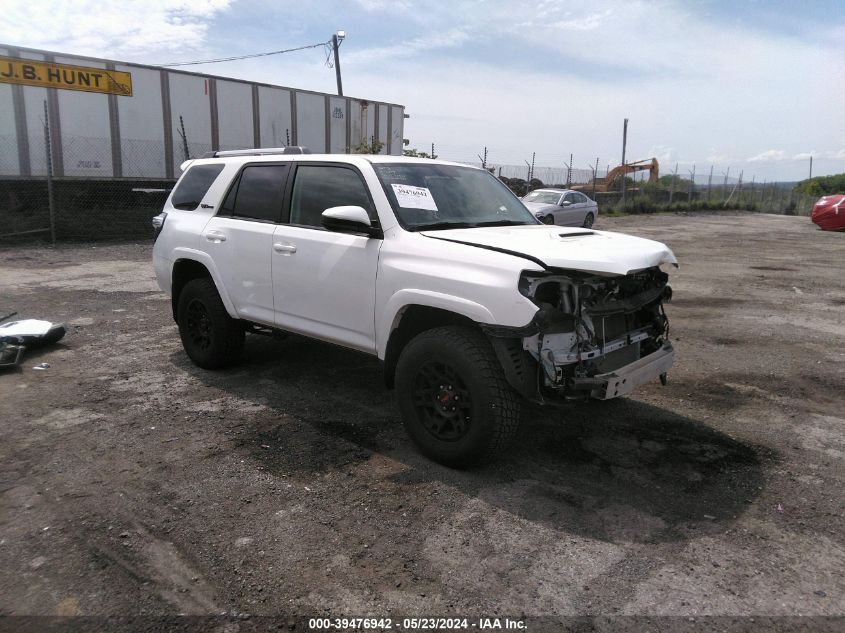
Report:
587,342,674,400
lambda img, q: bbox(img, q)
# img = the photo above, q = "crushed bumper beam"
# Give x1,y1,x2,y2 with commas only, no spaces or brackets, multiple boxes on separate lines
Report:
589,342,675,400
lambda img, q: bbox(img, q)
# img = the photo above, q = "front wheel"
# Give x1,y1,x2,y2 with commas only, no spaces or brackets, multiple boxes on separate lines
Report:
177,278,244,369
394,326,523,467
583,212,595,228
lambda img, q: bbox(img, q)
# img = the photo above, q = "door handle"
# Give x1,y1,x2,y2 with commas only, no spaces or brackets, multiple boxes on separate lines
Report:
204,230,227,242
273,242,297,254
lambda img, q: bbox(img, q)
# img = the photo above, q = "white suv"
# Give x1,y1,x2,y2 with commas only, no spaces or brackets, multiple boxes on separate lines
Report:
153,149,677,467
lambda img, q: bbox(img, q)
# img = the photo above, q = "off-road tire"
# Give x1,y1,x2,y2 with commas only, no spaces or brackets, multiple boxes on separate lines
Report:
395,326,523,467
177,278,244,369
583,212,595,228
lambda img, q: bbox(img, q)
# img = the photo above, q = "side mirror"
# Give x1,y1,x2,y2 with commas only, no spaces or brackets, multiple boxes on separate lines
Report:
561,200,572,207
321,206,381,237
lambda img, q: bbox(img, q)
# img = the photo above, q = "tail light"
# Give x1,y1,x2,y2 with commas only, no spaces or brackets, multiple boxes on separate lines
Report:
152,212,167,241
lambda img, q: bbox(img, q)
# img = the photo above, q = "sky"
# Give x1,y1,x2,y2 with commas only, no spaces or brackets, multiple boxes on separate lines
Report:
2,0,844,181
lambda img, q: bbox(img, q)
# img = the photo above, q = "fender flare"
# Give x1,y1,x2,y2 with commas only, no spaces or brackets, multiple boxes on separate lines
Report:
171,247,239,318
376,289,495,359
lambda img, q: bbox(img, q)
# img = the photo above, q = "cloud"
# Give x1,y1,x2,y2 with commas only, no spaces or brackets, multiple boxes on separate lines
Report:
706,150,731,164
753,149,845,162
344,28,470,66
0,0,233,57
748,149,788,162
648,145,676,163
549,9,612,31
354,0,413,11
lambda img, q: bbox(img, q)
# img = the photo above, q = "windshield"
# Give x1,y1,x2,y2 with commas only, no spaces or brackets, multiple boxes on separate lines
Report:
523,191,562,204
373,163,538,230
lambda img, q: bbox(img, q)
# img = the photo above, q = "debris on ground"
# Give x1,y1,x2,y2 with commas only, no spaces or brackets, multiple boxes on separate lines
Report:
0,317,67,370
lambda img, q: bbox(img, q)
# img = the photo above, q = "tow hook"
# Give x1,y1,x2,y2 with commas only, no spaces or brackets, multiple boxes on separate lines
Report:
659,372,668,386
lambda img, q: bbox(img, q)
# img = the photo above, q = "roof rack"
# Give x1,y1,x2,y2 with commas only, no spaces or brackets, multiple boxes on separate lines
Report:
201,146,311,158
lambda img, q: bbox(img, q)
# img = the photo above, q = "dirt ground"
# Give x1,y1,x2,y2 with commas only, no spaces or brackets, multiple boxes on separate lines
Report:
0,213,843,629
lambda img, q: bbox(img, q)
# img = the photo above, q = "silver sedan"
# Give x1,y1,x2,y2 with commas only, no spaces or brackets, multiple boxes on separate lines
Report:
522,188,598,228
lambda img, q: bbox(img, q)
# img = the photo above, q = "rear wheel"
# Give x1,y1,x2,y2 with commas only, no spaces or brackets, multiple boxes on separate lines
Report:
583,212,595,228
177,278,244,369
395,326,523,467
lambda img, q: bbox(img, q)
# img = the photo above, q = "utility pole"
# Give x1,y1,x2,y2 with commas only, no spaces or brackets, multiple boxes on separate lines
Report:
621,118,629,206
331,31,345,96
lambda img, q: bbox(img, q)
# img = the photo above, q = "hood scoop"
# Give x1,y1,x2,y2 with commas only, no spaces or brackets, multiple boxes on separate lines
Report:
557,231,595,238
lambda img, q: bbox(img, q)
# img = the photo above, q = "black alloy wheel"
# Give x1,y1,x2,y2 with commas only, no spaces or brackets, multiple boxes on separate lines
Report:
412,361,473,442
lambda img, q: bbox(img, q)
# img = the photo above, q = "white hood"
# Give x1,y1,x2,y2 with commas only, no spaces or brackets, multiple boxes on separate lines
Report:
421,225,678,275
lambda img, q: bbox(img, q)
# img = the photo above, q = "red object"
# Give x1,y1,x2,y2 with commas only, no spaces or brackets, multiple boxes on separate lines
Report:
811,195,845,231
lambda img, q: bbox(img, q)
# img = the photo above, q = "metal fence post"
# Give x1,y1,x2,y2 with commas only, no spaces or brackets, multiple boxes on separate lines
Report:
707,165,713,203
620,118,628,207
668,163,678,204
687,164,695,210
43,100,56,245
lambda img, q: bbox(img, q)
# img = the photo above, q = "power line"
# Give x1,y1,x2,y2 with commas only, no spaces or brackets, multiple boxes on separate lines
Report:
157,40,331,67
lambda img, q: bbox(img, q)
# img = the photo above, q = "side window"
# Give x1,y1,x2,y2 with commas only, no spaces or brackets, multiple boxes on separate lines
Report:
219,175,240,216
576,193,590,203
230,164,287,222
171,164,225,210
289,165,373,228
564,193,577,204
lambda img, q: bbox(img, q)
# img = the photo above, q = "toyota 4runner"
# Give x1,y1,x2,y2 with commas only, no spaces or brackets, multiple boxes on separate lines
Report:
153,149,677,467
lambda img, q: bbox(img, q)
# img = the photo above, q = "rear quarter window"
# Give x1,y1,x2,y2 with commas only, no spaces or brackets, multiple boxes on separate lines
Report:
171,164,225,210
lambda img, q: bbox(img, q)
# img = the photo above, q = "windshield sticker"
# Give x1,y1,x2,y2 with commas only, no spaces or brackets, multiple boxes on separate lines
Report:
391,184,439,211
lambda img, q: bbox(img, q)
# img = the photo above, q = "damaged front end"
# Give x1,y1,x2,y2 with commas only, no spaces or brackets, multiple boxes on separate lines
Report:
487,267,674,402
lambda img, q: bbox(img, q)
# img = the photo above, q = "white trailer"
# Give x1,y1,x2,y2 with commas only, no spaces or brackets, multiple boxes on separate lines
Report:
0,44,406,180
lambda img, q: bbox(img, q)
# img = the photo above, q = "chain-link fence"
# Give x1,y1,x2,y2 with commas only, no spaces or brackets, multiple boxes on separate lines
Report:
0,178,173,242
448,156,817,216
1,124,824,243
1,99,177,243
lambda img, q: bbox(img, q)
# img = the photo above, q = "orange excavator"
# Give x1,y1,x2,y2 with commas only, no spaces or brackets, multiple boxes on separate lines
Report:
572,158,659,193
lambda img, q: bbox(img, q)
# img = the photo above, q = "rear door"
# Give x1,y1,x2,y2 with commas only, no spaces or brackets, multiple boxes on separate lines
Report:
271,163,381,353
202,163,289,325
561,192,583,225
577,193,597,223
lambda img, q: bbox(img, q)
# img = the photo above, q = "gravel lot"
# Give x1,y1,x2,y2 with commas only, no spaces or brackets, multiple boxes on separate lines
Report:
0,213,843,629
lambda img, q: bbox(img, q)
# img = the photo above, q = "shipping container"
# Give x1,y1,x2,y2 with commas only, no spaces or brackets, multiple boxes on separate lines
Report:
0,44,406,181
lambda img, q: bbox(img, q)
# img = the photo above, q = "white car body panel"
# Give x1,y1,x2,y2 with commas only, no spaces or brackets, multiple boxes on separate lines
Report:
201,216,276,324
420,225,677,276
271,224,381,354
374,228,542,358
